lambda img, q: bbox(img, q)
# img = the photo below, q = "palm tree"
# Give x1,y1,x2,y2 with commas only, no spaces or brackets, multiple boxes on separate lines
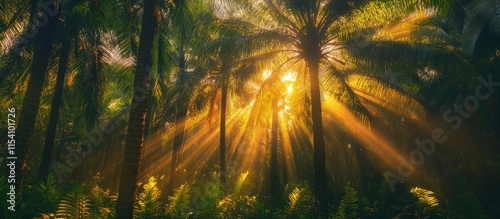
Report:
38,0,114,182
161,0,227,197
220,1,362,215
201,20,265,184
165,60,190,198
38,31,70,182
218,0,480,216
15,0,60,196
116,0,158,217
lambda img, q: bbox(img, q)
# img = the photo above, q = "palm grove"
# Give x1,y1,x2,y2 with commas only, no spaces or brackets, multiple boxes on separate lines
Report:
0,0,499,218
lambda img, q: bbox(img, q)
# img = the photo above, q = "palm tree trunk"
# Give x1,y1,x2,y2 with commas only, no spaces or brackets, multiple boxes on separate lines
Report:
308,59,328,218
115,0,158,217
143,81,155,138
219,80,228,183
270,97,279,198
16,5,60,197
38,36,70,182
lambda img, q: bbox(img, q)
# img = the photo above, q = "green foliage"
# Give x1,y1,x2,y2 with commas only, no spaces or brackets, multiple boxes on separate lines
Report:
233,171,249,196
25,174,61,215
0,175,31,218
448,190,490,219
218,195,260,218
88,185,117,218
332,184,359,219
166,184,191,218
189,179,224,218
361,183,448,218
277,184,314,218
135,176,164,219
410,187,439,207
56,185,91,219
217,171,268,218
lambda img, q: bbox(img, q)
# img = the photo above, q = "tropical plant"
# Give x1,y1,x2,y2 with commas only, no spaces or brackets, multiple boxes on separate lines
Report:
278,184,315,218
218,1,451,216
135,176,164,219
25,174,61,214
15,0,60,195
166,183,191,218
332,184,359,219
55,185,91,219
115,0,159,217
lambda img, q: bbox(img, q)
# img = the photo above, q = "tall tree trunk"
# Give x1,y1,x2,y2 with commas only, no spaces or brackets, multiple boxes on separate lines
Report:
143,80,155,138
352,140,370,195
270,97,279,198
115,0,158,217
167,111,187,197
38,35,70,182
16,4,60,197
281,131,289,185
308,59,328,218
219,79,228,183
167,42,188,196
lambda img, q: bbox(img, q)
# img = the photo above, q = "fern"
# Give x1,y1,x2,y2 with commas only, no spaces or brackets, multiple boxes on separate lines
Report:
166,184,191,218
218,195,259,218
88,185,117,218
332,184,359,219
233,171,249,196
448,190,489,219
56,185,91,219
190,179,224,218
26,174,60,214
135,176,164,219
218,171,268,218
410,187,439,207
279,184,314,218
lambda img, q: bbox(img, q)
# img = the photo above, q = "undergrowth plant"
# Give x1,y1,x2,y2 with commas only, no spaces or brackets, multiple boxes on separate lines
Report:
332,183,359,219
135,176,164,218
55,185,91,219
4,172,495,218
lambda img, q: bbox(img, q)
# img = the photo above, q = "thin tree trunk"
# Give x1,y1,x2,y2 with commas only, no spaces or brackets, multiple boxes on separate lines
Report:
115,0,158,217
309,59,328,218
219,79,228,183
38,36,70,182
353,140,370,195
281,131,289,185
270,97,279,198
167,42,188,196
167,113,187,197
16,4,60,197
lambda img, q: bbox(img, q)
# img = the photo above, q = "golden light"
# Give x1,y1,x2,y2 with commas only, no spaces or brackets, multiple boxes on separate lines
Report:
262,70,271,78
281,71,296,82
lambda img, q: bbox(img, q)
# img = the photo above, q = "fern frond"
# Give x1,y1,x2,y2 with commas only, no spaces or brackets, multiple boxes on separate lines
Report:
333,184,359,219
233,171,249,196
56,186,91,219
166,184,191,217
